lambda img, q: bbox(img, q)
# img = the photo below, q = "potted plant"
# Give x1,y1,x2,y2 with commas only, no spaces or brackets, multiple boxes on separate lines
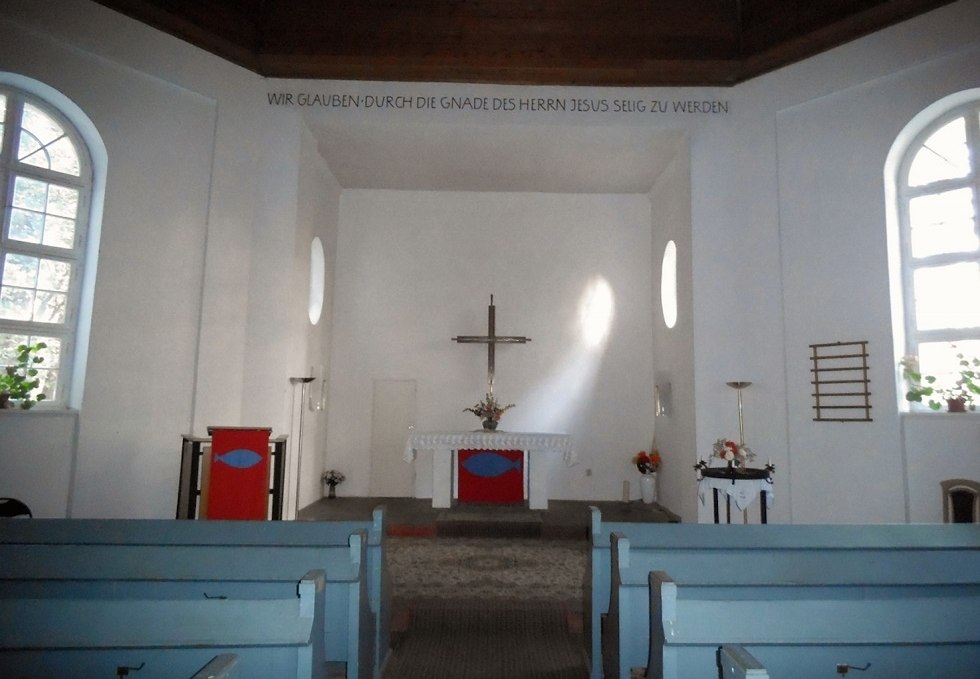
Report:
0,342,48,410
321,470,345,499
900,352,980,412
463,393,515,430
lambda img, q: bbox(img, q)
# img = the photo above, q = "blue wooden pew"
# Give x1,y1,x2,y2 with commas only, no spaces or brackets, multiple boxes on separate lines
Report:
190,655,240,679
0,510,389,679
589,508,980,679
716,645,769,679
649,570,980,679
0,570,325,679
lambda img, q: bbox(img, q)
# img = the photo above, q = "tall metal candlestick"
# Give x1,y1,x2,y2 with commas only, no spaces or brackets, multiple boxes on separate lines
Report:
726,381,752,447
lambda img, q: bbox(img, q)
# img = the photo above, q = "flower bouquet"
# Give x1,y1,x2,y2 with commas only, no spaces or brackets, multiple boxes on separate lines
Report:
464,393,515,430
632,450,661,475
712,438,754,468
321,470,345,498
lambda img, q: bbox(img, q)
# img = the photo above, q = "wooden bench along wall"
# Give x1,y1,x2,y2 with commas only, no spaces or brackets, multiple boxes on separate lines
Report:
0,510,389,679
588,509,980,679
0,570,325,679
649,571,980,679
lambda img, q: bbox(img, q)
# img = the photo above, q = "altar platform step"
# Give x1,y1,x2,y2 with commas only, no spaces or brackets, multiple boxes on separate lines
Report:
298,496,679,539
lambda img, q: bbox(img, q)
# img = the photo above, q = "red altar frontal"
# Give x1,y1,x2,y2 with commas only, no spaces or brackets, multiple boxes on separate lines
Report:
457,449,525,503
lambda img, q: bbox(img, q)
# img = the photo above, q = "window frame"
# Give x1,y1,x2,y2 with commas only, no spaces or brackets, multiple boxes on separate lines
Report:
0,86,94,408
895,101,980,386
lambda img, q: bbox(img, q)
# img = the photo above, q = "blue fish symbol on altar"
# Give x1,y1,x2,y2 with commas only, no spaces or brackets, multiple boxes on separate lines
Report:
214,448,263,469
462,452,522,478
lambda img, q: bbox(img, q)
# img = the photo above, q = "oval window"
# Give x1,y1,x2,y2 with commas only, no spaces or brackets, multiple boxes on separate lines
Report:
661,240,677,329
308,237,325,325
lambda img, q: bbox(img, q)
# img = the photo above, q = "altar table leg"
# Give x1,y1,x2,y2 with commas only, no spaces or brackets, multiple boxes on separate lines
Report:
760,491,768,524
712,488,720,524
431,449,453,508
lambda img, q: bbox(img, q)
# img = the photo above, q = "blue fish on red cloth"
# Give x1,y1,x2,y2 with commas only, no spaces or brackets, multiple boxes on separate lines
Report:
462,451,522,478
214,448,263,469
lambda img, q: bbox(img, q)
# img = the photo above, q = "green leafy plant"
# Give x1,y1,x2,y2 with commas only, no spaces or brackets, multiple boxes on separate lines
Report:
900,351,980,411
0,342,48,410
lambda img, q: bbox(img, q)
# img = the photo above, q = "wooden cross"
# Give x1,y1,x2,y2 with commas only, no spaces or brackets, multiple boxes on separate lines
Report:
453,295,531,393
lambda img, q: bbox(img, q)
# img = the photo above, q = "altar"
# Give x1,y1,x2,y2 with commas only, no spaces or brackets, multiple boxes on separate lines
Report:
403,430,575,509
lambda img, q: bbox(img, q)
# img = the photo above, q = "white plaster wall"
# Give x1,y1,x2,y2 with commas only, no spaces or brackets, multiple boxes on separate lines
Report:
767,13,980,523
648,142,697,521
0,1,287,518
294,130,342,511
0,0,976,520
326,190,656,500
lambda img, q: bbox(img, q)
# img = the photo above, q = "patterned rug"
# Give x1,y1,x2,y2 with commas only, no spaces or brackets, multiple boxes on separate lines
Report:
384,536,590,678
383,599,589,679
387,536,587,603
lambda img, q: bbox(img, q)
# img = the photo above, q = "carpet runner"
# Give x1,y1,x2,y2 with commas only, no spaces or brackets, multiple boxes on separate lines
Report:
383,600,589,679
384,536,589,677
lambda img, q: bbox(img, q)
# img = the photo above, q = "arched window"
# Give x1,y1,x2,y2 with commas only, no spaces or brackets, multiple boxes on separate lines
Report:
0,86,94,407
895,98,980,404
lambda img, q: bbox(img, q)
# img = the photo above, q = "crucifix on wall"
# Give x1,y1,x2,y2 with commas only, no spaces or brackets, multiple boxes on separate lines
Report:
452,295,531,393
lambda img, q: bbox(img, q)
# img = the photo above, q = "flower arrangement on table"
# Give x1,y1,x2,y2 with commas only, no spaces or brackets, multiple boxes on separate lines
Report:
464,393,515,430
713,438,755,467
632,450,661,475
321,470,345,498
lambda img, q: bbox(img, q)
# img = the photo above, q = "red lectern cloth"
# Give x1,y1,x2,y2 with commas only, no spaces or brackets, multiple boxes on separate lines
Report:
203,428,270,520
457,449,524,504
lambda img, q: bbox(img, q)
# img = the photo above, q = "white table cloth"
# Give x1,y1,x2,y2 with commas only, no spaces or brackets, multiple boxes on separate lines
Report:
698,476,775,511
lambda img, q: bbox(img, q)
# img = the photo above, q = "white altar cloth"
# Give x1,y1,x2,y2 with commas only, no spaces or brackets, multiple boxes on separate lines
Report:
403,430,575,509
698,477,775,511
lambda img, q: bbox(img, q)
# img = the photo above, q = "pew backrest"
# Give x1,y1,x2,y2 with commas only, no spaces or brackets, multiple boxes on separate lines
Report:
590,510,980,679
0,512,388,679
0,570,325,679
650,570,980,679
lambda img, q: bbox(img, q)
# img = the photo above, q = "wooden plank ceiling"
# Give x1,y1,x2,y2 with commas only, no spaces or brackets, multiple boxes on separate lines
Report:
91,0,955,86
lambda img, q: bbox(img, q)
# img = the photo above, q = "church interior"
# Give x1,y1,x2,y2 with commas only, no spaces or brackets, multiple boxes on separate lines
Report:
0,1,979,676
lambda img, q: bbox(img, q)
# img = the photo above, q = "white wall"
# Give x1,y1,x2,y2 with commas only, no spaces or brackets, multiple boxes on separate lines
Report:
1,0,977,521
326,190,657,499
648,141,697,519
0,0,314,517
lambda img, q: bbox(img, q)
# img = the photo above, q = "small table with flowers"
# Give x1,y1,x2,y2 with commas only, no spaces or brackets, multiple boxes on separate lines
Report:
697,466,774,524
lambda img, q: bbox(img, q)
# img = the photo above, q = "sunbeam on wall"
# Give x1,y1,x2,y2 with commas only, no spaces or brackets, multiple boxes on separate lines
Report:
517,276,615,433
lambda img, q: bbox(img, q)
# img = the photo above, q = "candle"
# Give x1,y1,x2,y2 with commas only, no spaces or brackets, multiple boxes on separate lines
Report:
623,480,630,502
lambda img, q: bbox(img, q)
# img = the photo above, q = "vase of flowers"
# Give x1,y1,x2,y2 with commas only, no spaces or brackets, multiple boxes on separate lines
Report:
464,393,515,430
321,470,345,499
713,438,754,469
632,450,661,503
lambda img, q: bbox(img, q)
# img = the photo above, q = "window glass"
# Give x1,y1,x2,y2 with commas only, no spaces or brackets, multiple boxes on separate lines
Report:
907,117,969,187
18,102,80,176
912,263,980,330
908,188,977,258
9,176,78,248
